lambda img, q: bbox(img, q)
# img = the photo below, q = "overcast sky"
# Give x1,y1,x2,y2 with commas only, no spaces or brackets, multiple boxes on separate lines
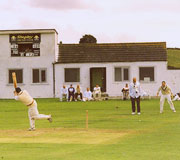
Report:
0,0,180,47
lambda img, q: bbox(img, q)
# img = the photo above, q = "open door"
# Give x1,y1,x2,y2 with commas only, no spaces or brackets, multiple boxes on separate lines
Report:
90,67,106,92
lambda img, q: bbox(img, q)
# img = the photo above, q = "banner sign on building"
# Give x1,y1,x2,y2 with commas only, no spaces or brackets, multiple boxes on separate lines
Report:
10,34,41,43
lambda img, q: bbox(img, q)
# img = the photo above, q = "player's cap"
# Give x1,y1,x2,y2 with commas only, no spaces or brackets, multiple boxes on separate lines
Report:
15,87,21,93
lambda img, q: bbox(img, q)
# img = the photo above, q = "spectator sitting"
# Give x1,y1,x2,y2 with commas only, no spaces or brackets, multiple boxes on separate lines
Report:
68,84,75,101
122,83,129,100
93,84,101,100
172,92,180,101
83,88,93,101
60,85,68,101
75,85,83,101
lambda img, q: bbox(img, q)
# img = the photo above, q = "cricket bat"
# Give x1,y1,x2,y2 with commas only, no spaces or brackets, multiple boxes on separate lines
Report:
12,72,17,88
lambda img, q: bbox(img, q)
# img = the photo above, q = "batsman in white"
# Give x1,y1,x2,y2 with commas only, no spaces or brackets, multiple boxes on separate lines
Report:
14,87,52,131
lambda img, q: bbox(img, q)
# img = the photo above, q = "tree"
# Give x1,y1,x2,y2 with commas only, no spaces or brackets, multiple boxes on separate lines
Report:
79,34,97,44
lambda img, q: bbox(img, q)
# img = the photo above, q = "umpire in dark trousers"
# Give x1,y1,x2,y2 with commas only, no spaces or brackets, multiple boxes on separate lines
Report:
129,77,141,115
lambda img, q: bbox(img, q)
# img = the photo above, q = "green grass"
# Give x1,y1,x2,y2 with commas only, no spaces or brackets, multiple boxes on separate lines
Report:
0,99,180,160
167,49,180,68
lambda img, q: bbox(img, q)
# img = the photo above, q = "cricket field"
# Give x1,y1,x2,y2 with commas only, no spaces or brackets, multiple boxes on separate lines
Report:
0,99,180,160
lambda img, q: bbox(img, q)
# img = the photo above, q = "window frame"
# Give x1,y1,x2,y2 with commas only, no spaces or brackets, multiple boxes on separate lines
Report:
139,66,155,82
8,68,23,84
64,68,80,83
32,68,47,84
114,67,130,82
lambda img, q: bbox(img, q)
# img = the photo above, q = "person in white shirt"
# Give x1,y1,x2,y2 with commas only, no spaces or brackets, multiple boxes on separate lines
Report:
14,87,52,131
129,77,141,115
121,83,129,100
60,85,68,101
93,84,101,100
83,88,93,101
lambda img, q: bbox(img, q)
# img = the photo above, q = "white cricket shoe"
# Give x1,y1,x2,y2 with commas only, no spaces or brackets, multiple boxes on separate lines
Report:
28,128,35,131
48,115,53,123
173,110,176,113
137,112,141,115
132,112,136,115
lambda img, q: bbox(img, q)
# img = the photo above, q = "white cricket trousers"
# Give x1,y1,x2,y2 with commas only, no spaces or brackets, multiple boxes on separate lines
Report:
60,94,68,101
28,100,51,128
160,94,175,112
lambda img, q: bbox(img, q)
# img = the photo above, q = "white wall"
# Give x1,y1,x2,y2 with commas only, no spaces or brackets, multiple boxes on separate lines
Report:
0,32,57,98
55,61,180,97
166,69,180,94
1,31,180,98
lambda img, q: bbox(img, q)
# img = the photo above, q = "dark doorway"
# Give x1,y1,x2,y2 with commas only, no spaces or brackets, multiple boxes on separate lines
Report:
90,68,106,92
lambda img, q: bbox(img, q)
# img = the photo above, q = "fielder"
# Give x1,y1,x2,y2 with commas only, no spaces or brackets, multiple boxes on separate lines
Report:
14,87,52,131
157,81,176,113
172,92,180,101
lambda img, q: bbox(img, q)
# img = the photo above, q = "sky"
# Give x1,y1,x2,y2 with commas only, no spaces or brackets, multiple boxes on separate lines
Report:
0,0,180,47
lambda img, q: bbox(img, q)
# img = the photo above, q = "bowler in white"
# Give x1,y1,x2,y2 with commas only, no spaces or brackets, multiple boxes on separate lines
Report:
14,87,52,131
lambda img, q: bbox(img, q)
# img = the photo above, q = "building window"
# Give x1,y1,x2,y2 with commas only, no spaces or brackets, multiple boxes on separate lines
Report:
10,34,41,57
139,67,154,82
65,68,80,82
32,69,47,83
123,68,129,81
115,67,129,81
9,69,23,84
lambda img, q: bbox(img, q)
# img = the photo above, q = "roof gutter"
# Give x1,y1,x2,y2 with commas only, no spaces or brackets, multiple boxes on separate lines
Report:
52,62,56,98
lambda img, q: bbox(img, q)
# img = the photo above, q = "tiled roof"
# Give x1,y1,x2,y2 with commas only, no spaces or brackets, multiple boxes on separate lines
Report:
57,42,167,63
0,29,58,35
